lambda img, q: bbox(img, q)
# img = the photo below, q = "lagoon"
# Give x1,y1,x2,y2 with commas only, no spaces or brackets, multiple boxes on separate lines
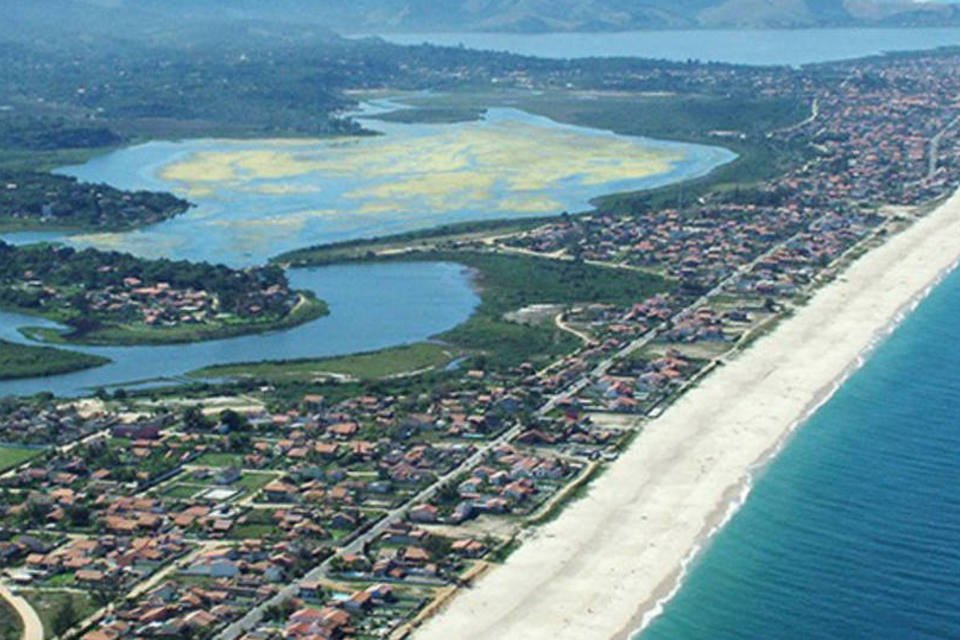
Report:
0,104,732,394
0,262,479,398
50,106,733,267
372,28,960,67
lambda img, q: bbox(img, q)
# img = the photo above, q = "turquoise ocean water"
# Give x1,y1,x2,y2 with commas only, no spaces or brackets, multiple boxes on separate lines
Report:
639,265,960,639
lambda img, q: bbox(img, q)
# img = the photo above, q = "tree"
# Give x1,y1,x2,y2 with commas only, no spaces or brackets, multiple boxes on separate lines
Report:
423,534,452,557
91,581,121,607
436,482,459,505
52,596,78,636
264,597,297,622
219,409,247,433
226,433,251,453
182,406,208,431
66,503,91,528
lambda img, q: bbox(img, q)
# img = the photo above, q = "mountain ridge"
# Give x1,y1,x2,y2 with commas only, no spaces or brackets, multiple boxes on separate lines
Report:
8,0,960,39
129,0,960,31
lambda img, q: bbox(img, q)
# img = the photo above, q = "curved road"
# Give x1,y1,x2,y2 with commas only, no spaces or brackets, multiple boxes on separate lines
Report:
0,583,43,640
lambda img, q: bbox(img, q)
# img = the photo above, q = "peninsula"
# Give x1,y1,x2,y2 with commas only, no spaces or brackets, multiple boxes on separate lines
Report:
0,241,328,348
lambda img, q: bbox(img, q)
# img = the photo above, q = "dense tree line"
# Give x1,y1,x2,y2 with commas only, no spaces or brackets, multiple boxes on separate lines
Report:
0,170,189,230
0,241,291,317
0,113,123,151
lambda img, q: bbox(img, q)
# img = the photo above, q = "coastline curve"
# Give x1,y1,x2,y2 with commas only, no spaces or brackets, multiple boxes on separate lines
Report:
413,190,960,640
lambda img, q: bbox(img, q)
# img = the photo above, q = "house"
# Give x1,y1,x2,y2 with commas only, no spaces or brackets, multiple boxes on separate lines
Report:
408,504,438,523
215,468,242,485
343,589,373,612
327,422,359,439
298,579,324,600
263,480,299,503
451,539,488,558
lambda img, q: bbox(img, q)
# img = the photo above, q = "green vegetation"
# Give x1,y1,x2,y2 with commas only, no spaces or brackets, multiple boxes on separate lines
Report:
0,169,190,232
193,452,246,468
373,106,487,124
236,472,276,493
160,483,201,500
228,508,284,540
399,89,812,212
23,293,328,347
0,445,42,471
0,242,328,346
0,599,20,640
405,250,666,367
193,343,456,382
0,339,109,380
288,249,668,369
435,251,666,312
21,590,97,639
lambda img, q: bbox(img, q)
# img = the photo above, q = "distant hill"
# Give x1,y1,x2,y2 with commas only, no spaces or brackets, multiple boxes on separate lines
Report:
125,0,960,31
6,0,960,38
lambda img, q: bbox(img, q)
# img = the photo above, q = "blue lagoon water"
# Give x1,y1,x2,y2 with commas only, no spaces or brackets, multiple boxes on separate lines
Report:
50,106,733,267
374,28,960,67
0,263,479,397
0,104,732,394
639,266,960,639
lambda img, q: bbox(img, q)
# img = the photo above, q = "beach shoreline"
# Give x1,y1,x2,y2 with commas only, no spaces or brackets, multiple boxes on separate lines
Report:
413,189,960,640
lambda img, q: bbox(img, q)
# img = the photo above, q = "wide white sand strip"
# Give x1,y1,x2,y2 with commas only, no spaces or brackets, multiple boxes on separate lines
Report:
415,190,960,640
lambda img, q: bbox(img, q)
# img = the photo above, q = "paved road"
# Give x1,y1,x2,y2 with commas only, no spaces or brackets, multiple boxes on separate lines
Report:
1,583,43,640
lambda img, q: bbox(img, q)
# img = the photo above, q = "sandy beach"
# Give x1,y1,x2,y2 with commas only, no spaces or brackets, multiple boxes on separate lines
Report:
414,189,960,640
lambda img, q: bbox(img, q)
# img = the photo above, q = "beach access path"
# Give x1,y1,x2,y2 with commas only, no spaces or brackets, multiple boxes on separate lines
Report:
414,192,960,640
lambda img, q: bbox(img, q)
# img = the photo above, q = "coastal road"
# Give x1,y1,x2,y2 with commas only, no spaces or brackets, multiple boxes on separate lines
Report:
0,583,43,640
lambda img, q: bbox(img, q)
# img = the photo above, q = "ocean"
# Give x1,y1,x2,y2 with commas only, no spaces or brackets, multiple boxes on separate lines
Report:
638,265,960,638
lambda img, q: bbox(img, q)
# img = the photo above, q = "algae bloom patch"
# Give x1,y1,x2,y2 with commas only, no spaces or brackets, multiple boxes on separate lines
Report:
58,107,734,265
160,111,682,217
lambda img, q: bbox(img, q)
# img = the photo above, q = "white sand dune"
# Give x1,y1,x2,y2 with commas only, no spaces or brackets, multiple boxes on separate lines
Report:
415,190,960,640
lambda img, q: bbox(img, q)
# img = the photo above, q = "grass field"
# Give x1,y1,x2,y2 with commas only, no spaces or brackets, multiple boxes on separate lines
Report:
192,452,246,468
21,590,97,639
161,483,202,499
285,250,668,370
396,250,668,367
0,445,42,472
192,343,456,382
0,339,109,380
236,472,276,493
